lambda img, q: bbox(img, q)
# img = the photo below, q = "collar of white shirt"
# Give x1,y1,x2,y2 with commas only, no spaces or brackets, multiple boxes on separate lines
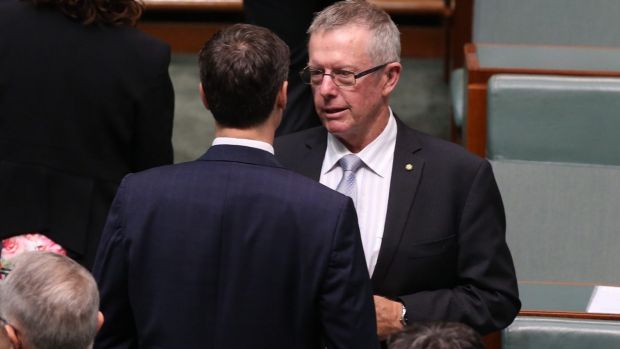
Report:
212,137,274,155
323,109,397,178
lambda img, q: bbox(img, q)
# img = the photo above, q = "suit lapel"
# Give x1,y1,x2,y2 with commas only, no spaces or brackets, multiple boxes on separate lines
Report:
372,119,424,287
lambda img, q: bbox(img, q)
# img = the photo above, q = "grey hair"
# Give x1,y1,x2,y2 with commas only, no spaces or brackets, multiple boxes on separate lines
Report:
387,322,485,349
0,252,99,349
308,0,401,64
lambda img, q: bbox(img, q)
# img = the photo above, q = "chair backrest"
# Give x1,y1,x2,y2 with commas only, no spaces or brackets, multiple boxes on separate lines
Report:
491,159,620,284
487,74,620,284
473,0,620,47
487,74,620,166
502,316,620,349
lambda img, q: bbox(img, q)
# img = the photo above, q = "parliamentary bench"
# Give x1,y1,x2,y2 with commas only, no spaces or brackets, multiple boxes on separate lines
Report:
486,74,620,348
139,0,453,56
141,0,450,15
449,0,620,152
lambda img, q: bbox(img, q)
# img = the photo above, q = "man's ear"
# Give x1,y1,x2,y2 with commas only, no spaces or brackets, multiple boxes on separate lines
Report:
199,83,210,110
276,81,288,111
382,62,402,97
96,311,104,333
5,324,20,349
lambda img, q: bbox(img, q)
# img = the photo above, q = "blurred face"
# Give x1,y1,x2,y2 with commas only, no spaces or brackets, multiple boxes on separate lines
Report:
308,25,400,151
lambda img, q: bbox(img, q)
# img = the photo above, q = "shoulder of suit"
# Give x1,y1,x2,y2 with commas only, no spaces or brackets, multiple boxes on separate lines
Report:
274,126,326,150
397,122,486,167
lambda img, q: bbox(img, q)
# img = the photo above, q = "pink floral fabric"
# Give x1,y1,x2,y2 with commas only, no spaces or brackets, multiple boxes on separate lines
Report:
1,233,66,279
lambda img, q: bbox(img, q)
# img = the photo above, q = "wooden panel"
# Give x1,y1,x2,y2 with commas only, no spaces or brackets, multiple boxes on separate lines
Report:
400,25,446,58
144,0,242,11
448,0,473,71
142,0,451,15
464,83,487,156
139,0,451,57
370,0,451,15
137,21,232,52
138,21,446,57
520,311,620,321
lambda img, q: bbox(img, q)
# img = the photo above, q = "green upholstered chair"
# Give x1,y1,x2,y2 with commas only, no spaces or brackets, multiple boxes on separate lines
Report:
473,1,620,47
488,74,620,348
487,74,620,284
450,0,620,135
486,74,620,166
491,159,620,284
502,317,620,349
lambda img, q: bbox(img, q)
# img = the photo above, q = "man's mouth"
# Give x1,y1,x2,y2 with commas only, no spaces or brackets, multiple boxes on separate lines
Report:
322,107,348,117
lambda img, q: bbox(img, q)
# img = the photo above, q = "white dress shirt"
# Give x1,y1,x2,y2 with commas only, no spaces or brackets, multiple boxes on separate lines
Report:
319,110,397,275
212,137,274,154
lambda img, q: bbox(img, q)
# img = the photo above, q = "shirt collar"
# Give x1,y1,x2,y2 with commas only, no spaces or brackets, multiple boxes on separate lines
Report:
212,137,274,154
324,109,397,177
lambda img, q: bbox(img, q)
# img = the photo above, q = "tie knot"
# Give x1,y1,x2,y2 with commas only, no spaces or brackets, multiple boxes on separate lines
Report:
339,154,363,173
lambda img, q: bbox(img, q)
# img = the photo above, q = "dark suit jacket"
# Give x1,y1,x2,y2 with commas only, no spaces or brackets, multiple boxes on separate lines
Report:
93,145,378,349
243,0,335,135
275,118,521,334
0,0,174,267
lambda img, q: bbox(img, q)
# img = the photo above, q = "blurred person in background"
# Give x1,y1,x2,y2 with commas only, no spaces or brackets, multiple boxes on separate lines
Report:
0,251,102,349
387,322,485,349
244,0,336,135
0,0,174,268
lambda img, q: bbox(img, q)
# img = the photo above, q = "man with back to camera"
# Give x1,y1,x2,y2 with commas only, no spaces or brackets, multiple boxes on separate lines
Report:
275,0,521,339
92,23,378,349
0,251,103,349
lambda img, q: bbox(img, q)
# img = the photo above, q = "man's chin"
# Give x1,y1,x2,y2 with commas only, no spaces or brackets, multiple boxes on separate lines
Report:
322,120,350,136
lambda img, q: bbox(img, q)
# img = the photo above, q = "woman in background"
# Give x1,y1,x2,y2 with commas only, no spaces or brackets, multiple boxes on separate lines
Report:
0,0,175,268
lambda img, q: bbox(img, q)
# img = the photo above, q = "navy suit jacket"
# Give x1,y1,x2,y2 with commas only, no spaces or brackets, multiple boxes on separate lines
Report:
274,118,521,334
93,145,378,349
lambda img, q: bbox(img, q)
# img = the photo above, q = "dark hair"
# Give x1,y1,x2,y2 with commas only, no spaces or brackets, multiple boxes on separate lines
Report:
28,0,143,26
388,322,485,349
199,23,290,129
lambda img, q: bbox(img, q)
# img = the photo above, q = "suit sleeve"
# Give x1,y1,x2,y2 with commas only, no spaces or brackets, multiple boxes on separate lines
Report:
400,161,520,334
92,177,138,349
131,44,174,171
320,199,380,349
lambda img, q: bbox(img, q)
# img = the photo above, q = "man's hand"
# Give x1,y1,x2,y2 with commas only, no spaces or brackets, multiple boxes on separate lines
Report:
373,295,404,340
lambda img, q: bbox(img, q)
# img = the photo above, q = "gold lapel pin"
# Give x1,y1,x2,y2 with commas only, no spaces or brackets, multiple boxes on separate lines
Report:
405,163,414,171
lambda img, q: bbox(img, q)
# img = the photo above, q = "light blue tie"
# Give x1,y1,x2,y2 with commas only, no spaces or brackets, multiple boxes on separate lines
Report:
336,154,363,201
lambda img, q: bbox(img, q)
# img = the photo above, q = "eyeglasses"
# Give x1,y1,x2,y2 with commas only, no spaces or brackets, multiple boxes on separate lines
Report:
300,63,389,87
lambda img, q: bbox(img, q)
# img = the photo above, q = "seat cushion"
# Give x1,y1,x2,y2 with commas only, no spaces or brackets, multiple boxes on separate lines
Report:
503,316,620,349
491,160,620,284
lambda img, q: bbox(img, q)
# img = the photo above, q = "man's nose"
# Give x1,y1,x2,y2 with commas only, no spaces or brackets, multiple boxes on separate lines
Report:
317,74,339,97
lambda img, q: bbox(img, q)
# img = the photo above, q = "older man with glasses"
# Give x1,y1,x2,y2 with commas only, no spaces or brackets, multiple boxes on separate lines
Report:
275,0,520,341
